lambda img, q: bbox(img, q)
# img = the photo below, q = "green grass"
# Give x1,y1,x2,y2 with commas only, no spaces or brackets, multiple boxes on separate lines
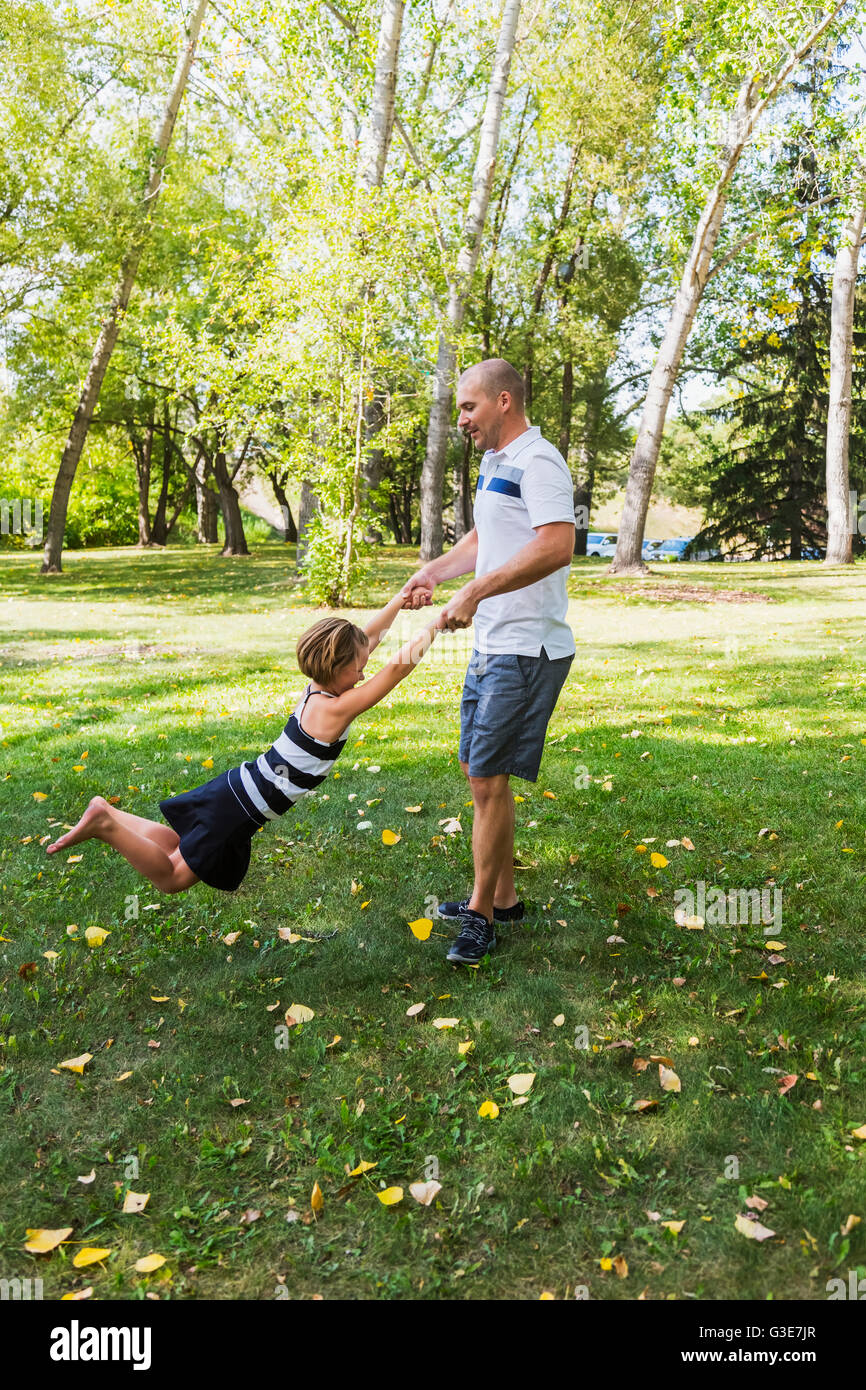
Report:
1,542,865,1301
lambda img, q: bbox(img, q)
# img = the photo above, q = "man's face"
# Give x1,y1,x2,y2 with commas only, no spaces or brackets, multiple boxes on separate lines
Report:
456,372,504,453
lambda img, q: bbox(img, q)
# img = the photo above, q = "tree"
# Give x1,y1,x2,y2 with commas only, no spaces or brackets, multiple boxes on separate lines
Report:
40,0,208,573
419,0,522,560
609,0,850,575
825,166,866,564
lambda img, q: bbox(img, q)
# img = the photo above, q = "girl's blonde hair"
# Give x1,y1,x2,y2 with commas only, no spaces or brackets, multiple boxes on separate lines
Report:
296,617,369,687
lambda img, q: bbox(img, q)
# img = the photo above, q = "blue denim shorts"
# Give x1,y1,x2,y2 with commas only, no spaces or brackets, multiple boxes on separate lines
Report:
458,648,574,782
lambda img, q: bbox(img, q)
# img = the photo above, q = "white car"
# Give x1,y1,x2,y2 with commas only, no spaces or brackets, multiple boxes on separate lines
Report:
586,532,618,558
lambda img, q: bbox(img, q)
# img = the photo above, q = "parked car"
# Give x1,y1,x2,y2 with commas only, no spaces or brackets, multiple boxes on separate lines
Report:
586,532,618,558
648,536,721,562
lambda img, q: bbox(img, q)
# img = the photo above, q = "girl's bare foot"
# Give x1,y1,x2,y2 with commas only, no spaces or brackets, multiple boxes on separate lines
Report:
46,797,112,854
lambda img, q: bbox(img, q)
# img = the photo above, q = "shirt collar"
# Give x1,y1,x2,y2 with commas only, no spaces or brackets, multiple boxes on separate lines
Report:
485,425,540,461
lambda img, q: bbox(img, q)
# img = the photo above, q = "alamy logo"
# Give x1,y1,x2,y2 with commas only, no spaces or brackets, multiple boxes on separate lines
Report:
0,497,43,544
674,882,782,933
49,1320,152,1371
0,1276,43,1300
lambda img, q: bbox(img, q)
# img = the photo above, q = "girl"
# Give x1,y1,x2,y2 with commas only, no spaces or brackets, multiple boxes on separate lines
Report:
46,591,440,893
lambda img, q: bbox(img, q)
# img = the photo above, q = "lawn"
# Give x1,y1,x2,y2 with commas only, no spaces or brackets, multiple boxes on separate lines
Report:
1,542,865,1301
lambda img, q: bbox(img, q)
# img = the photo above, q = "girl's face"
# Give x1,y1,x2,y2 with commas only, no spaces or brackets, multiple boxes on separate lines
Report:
329,642,369,694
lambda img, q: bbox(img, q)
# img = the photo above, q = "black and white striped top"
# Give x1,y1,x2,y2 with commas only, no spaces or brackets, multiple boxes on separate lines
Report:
226,685,353,828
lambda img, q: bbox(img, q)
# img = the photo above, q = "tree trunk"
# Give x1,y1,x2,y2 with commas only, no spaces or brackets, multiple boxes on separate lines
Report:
453,432,473,539
297,478,319,567
40,0,208,573
150,399,172,545
525,142,582,417
825,180,866,565
195,451,218,543
134,419,155,547
609,2,847,576
419,0,522,561
572,386,600,558
269,470,298,542
358,0,405,501
214,441,249,556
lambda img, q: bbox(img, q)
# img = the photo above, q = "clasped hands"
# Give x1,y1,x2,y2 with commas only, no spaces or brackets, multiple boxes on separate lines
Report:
400,573,478,632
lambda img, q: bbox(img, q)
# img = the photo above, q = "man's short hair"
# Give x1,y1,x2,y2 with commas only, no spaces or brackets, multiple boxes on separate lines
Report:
461,358,525,412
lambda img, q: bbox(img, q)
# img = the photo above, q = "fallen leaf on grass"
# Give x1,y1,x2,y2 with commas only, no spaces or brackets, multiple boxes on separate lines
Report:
135,1253,166,1273
409,1181,442,1205
478,1100,499,1119
745,1195,769,1212
405,1002,425,1018
632,1099,658,1112
841,1214,861,1236
113,1071,133,1083
458,1040,474,1055
24,1227,72,1253
58,1053,93,1075
659,1065,681,1093
507,1073,535,1095
404,804,423,813
77,1170,95,1185
777,1074,798,1096
438,817,462,834
408,918,432,940
122,1191,150,1214
311,1182,324,1214
285,1003,315,1026
223,931,241,945
381,829,401,845
377,1187,403,1206
613,1254,628,1278
650,852,668,868
432,1017,459,1029
735,1213,775,1241
73,1247,112,1269
850,1124,866,1140
553,1014,565,1027
661,1220,685,1235
61,1287,93,1300
84,927,109,947
348,1160,377,1176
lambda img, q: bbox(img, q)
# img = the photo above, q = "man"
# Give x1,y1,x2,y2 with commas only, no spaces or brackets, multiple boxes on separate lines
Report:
403,358,575,964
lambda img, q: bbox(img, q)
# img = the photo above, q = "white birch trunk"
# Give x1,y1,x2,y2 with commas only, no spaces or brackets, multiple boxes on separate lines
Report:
357,0,405,194
419,0,522,561
40,0,208,573
825,180,866,565
610,1,848,576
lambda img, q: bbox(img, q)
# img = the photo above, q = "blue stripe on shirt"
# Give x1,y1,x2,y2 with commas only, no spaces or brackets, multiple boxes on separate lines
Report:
484,477,522,498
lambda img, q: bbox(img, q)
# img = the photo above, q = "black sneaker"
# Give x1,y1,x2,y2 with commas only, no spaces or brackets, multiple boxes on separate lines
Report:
446,909,496,965
438,897,525,923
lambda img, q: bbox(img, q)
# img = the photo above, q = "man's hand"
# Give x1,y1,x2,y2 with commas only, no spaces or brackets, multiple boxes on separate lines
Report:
438,583,479,631
401,569,436,609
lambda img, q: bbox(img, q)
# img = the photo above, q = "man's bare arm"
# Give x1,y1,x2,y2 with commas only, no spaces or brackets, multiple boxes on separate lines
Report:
402,528,479,607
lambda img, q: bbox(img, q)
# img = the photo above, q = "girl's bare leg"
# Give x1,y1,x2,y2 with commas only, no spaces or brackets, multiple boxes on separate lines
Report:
47,797,198,893
100,804,180,851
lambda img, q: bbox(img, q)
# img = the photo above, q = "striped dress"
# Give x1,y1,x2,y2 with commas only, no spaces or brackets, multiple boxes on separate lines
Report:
160,686,353,892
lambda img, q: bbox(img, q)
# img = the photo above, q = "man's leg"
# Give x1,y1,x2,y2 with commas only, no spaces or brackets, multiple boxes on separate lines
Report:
460,760,518,911
466,773,514,922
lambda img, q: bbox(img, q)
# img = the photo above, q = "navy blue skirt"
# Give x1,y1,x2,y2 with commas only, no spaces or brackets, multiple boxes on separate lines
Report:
160,770,258,892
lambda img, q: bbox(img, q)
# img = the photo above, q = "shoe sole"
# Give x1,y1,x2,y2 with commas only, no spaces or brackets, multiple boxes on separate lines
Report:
446,938,497,964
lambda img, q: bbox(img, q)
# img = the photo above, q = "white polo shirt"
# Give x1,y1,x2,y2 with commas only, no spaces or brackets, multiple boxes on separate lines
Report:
472,425,576,658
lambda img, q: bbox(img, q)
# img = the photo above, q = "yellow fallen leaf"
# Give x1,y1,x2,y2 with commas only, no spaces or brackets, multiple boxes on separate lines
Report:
632,1098,658,1112
650,852,668,868
348,1160,377,1176
311,1181,324,1213
458,1040,474,1055
66,855,83,864
150,995,170,1003
222,931,241,945
405,1002,425,1017
507,1072,536,1095
681,837,695,850
734,1213,775,1241
285,1003,315,1025
659,1064,681,1092
850,1124,866,1140
135,1253,166,1273
599,1257,613,1271
61,1287,93,1300
58,1053,93,1075
73,1247,112,1268
201,758,214,769
409,1180,442,1205
553,1013,565,1027
24,1227,73,1253
122,1191,150,1214
359,900,370,909
72,765,85,773
42,950,59,961
381,829,401,845
432,1017,459,1029
113,1071,133,1082
841,1214,861,1236
84,926,109,947
404,805,423,813
539,1291,555,1299
543,790,556,800
32,791,48,801
764,941,786,951
613,1254,628,1278
377,1187,403,1205
278,928,302,942
661,1220,685,1234
409,917,432,940
635,844,647,854
478,1100,499,1119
